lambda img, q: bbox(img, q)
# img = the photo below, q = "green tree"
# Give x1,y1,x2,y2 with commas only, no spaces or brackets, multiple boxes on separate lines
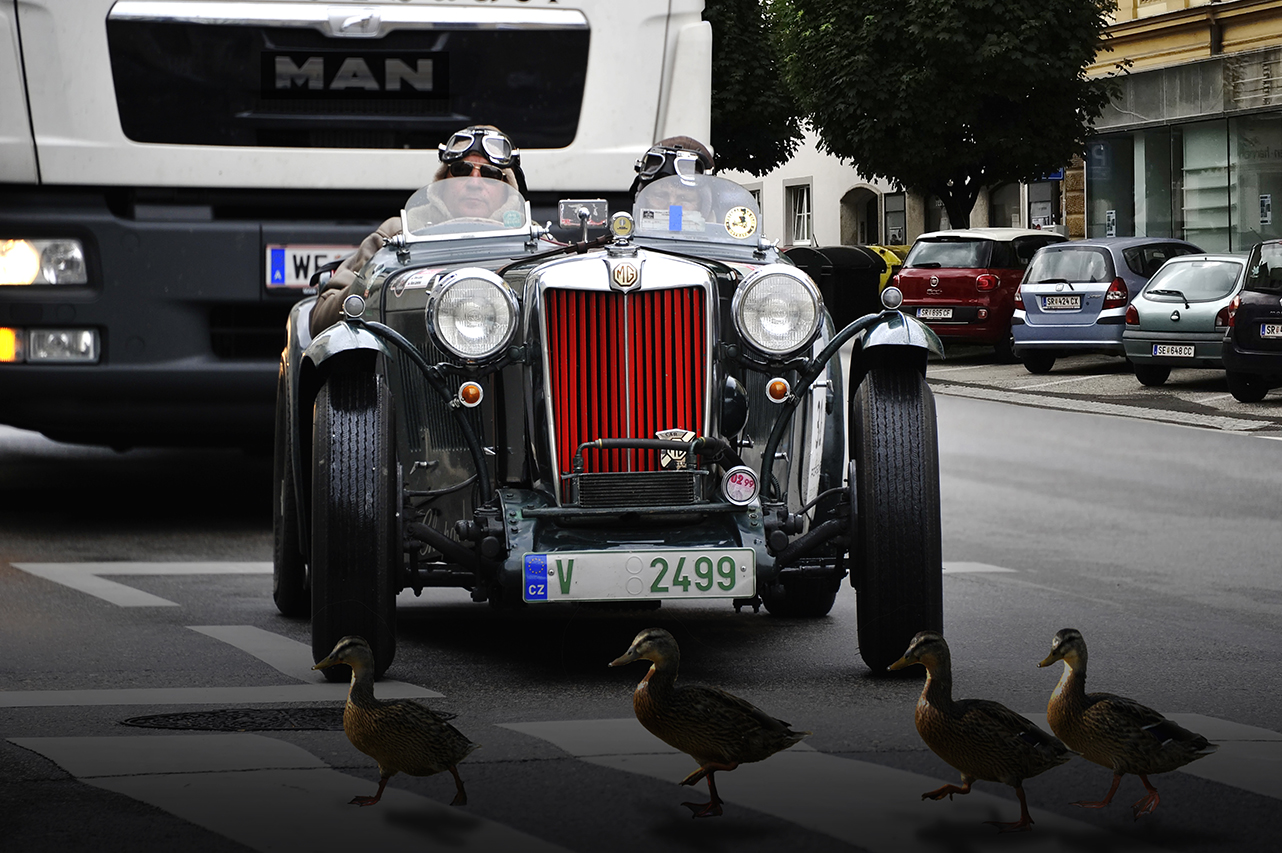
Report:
771,0,1124,227
705,0,803,176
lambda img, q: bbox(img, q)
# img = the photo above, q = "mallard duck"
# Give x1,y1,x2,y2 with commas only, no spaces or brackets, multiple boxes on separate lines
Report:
313,635,478,807
608,627,810,818
889,630,1073,832
1038,628,1218,819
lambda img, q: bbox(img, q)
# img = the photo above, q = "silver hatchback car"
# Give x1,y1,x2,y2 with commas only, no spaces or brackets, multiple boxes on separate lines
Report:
1012,237,1202,373
1123,253,1249,386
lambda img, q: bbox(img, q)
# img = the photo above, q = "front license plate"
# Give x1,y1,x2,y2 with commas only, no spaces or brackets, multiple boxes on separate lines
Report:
522,549,755,602
917,307,953,320
1042,295,1081,310
265,244,357,289
1262,323,1282,339
1153,344,1195,357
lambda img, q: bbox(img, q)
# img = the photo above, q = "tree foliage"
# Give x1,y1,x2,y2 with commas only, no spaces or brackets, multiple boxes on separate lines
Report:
705,0,803,176
771,0,1123,227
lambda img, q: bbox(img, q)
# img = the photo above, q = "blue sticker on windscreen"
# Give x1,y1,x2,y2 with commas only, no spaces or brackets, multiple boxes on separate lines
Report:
668,204,683,232
523,554,549,601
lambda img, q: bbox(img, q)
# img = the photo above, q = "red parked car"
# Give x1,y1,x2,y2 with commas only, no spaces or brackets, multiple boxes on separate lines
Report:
894,228,1068,361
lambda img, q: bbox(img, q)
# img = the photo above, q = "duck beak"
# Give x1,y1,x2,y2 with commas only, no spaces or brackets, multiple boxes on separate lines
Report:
609,646,641,667
1036,653,1059,668
887,655,912,671
312,656,336,671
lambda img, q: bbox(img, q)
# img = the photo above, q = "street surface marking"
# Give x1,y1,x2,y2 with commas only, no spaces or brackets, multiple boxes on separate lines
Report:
942,562,1018,574
925,363,995,374
11,734,568,853
502,718,1174,853
0,626,441,707
13,561,271,606
1022,711,1282,802
932,383,1272,432
1015,375,1100,391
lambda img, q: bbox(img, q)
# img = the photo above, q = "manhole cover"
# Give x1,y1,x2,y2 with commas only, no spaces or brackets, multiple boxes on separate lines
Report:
120,707,344,731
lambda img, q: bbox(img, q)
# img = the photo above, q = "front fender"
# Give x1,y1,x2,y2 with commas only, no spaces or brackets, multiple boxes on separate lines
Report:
858,310,944,356
303,320,392,368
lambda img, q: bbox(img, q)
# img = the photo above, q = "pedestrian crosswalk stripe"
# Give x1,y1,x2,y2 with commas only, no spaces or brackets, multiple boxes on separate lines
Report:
10,734,570,853
502,718,1175,853
13,562,272,606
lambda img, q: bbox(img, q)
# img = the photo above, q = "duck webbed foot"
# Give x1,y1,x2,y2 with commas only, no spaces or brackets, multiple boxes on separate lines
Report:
449,765,468,806
349,777,389,807
922,780,972,801
983,786,1035,833
1130,775,1160,819
680,768,729,818
1071,773,1122,809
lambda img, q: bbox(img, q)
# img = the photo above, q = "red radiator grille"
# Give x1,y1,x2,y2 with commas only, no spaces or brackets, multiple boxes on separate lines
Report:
545,287,707,475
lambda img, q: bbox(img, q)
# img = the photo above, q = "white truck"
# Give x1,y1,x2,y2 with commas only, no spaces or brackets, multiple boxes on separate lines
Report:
0,0,709,447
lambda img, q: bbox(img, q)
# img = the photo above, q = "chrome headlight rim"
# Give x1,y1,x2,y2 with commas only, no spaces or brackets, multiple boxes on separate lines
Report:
731,263,823,357
425,267,520,363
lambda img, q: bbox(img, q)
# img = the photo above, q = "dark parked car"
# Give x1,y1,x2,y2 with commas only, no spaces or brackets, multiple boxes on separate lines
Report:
1223,239,1282,402
895,228,1067,361
1012,237,1202,374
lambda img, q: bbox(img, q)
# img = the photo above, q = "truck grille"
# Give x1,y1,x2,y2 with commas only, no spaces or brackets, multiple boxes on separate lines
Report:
544,287,707,477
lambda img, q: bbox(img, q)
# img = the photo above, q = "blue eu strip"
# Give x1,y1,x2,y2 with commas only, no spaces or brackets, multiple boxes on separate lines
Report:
270,248,285,283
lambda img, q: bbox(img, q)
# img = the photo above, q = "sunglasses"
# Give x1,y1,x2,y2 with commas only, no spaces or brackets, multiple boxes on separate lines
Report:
439,129,518,167
446,161,507,181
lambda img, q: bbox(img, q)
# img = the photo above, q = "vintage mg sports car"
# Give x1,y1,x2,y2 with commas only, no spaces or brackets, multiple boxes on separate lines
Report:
274,173,944,675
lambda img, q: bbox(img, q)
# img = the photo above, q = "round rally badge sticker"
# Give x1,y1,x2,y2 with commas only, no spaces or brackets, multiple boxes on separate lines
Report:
503,210,522,227
724,206,757,239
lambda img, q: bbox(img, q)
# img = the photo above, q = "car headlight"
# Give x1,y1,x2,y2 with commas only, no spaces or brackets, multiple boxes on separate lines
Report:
0,239,88,285
732,264,822,356
426,268,518,362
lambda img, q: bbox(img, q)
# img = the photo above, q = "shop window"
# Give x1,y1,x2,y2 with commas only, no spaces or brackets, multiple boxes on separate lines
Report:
884,191,906,245
988,182,1021,228
1230,114,1282,247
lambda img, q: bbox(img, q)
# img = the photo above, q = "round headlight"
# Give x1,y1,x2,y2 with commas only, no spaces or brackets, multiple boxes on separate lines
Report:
427,268,518,362
732,264,822,357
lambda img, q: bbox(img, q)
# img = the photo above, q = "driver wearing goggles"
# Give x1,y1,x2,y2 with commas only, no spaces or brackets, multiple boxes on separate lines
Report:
310,124,525,332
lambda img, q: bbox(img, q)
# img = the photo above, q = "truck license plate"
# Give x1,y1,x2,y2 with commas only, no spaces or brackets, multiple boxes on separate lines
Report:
1042,295,1081,310
917,307,953,320
265,244,357,289
1153,344,1194,357
522,549,755,602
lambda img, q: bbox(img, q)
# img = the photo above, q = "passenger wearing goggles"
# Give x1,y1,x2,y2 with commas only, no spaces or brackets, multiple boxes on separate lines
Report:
628,135,715,200
310,125,525,331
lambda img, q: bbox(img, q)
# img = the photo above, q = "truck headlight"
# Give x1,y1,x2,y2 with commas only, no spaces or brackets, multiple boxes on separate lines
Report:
426,268,518,362
732,264,821,357
0,239,88,285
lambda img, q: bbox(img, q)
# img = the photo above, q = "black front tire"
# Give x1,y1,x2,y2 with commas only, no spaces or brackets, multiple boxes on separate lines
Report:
311,366,398,679
1226,371,1269,403
272,365,309,617
1021,351,1056,375
850,363,943,672
1134,363,1171,386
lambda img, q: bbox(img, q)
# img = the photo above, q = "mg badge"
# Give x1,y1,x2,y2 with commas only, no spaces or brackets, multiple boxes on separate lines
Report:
656,428,696,470
612,262,640,290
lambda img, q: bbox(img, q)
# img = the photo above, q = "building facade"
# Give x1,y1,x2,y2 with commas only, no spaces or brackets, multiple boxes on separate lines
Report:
1084,0,1282,251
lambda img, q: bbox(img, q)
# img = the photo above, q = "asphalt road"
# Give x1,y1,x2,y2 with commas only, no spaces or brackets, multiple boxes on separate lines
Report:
2,360,1281,853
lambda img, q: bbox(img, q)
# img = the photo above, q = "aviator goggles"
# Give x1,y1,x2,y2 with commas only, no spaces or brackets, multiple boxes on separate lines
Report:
445,160,507,181
635,146,710,182
439,128,520,168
